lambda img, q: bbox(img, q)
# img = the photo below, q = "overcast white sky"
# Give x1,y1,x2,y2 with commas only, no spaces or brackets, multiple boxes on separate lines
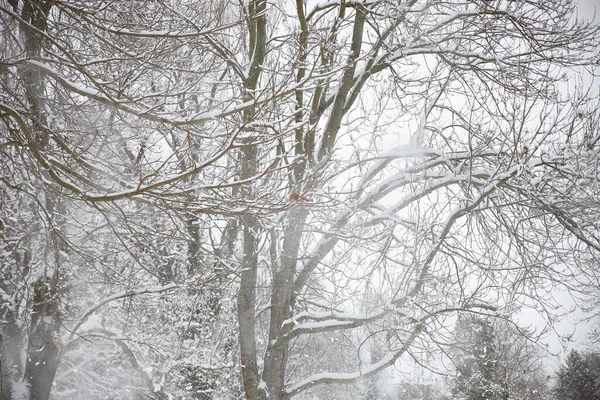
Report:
577,0,598,21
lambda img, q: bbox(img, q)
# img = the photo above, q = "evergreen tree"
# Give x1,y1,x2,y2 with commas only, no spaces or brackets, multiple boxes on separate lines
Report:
451,316,508,400
554,350,600,400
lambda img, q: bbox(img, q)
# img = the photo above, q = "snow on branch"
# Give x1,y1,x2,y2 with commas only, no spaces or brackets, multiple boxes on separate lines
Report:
284,326,422,398
283,308,394,340
69,283,179,339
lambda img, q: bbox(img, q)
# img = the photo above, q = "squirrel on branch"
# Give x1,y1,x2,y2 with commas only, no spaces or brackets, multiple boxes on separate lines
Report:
289,192,310,202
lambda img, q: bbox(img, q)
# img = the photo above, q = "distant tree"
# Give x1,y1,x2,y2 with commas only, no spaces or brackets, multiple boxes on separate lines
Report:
494,322,550,400
451,315,507,400
554,350,600,400
450,316,551,400
395,381,445,400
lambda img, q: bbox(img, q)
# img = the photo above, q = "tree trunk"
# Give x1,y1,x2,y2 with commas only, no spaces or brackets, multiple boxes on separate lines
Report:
16,3,63,399
238,216,261,400
262,206,308,400
0,320,21,400
24,276,61,400
238,1,267,398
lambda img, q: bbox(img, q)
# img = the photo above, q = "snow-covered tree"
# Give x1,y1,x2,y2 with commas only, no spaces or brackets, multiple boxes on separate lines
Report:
451,316,507,400
1,0,600,399
494,322,550,400
450,316,550,400
554,350,600,400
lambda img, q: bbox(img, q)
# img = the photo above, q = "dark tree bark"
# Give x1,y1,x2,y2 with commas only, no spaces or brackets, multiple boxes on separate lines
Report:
24,278,61,400
11,2,63,399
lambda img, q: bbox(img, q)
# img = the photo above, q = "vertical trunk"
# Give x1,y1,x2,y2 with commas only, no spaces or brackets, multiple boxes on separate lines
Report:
0,335,13,400
238,142,262,399
238,213,261,400
0,225,30,400
0,235,27,400
0,317,22,400
238,1,267,398
259,3,313,394
24,276,61,400
187,215,202,276
260,11,367,393
18,0,52,142
17,3,63,399
364,346,381,399
237,108,262,400
262,207,308,400
25,195,63,400
317,8,365,161
237,136,260,398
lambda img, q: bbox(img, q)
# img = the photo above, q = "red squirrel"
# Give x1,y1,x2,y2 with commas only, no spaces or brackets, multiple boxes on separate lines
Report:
289,192,310,202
